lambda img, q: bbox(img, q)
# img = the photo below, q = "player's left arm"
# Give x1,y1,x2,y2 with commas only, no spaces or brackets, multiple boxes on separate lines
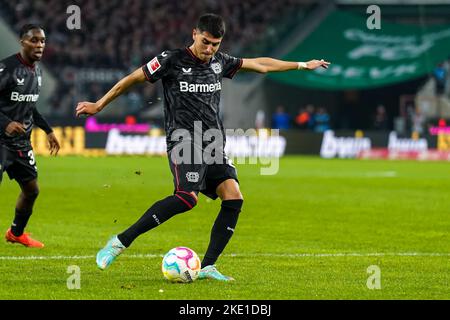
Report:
32,108,60,155
0,110,13,133
240,58,330,73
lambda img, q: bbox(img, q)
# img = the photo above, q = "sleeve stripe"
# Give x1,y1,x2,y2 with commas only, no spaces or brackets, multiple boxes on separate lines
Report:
142,65,151,81
228,58,243,79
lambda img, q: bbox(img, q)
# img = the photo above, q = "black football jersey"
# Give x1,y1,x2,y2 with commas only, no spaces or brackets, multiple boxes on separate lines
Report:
0,53,52,150
142,48,242,152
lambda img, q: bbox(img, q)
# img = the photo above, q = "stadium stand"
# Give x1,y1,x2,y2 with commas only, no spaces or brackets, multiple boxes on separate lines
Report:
0,0,315,119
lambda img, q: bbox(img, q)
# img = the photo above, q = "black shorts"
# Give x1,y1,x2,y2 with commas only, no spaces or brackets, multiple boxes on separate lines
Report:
168,147,239,200
0,145,38,184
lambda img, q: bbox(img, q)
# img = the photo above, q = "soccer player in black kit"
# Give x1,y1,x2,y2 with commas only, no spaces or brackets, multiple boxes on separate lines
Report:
76,14,329,280
1,24,60,248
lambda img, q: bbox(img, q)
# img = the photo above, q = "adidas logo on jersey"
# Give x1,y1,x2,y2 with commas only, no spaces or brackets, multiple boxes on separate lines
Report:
179,81,221,93
10,91,39,102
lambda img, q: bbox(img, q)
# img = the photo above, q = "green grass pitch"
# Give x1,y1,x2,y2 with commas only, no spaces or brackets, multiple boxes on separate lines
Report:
0,155,449,299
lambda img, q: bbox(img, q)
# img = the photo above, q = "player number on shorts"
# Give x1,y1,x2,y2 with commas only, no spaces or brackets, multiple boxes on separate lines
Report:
28,150,36,166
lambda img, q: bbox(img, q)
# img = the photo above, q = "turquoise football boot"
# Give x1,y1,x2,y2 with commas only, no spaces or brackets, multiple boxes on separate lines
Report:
198,265,235,281
96,235,126,270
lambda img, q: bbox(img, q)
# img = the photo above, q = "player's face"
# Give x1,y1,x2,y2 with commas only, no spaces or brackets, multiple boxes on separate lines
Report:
21,29,46,62
192,29,222,62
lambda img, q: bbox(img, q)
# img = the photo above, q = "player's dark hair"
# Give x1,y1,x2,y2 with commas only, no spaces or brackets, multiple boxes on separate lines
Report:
197,14,225,38
20,24,44,38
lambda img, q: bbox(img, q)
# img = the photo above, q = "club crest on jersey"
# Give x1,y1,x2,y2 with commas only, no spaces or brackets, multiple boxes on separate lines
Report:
38,76,42,86
147,57,161,75
186,172,199,183
211,62,222,74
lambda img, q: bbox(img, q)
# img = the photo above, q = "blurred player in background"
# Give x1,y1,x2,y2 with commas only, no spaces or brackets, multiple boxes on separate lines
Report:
0,24,60,248
76,14,329,280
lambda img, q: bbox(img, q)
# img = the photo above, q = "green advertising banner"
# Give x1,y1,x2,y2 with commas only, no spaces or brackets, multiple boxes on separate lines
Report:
269,10,450,89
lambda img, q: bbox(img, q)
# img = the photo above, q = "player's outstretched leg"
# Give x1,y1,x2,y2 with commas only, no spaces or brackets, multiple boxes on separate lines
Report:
198,265,235,281
96,235,126,270
96,191,197,270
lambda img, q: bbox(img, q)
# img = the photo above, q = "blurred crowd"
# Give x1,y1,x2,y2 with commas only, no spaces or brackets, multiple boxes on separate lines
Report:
269,104,331,132
269,103,395,132
0,0,307,118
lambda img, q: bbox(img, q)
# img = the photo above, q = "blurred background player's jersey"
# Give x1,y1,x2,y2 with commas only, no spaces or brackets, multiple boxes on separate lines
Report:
142,48,242,152
0,54,42,151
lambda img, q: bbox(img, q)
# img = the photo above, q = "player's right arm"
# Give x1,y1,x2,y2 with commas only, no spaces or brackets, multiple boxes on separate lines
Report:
3,121,26,136
0,111,17,134
75,67,146,117
1,111,26,136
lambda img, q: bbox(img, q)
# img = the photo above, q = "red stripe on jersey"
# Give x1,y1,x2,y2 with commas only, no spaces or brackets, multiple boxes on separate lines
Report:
177,190,197,202
185,47,207,64
141,65,151,81
174,162,180,191
16,53,35,70
175,194,193,209
228,58,243,78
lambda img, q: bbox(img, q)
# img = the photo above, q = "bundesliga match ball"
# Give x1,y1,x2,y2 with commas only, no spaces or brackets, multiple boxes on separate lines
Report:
161,247,201,283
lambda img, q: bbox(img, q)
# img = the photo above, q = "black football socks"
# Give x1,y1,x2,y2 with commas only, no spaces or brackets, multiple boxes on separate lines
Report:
117,192,197,247
11,208,32,236
201,199,243,268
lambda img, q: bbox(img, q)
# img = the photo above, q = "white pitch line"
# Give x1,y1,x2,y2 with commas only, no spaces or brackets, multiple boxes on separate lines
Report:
365,171,397,177
0,252,449,261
